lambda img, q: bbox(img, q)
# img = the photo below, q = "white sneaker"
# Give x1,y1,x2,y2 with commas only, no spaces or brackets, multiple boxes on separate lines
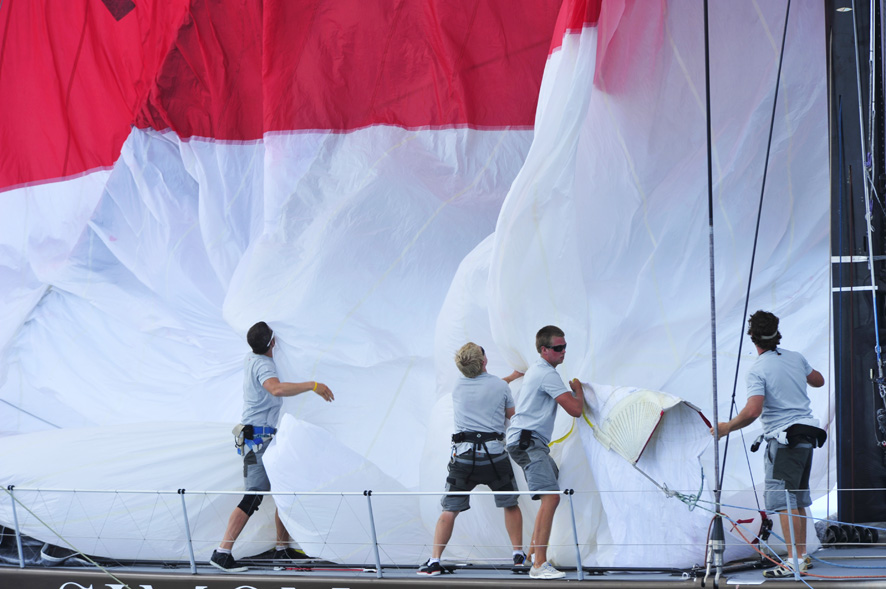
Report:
529,561,565,579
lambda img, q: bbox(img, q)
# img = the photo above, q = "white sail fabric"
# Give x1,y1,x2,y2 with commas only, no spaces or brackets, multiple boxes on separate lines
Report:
436,0,828,566
0,0,830,569
0,423,278,561
578,383,715,566
585,386,682,465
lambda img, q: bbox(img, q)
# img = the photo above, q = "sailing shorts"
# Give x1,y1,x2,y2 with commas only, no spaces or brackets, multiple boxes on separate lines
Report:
441,451,519,512
244,441,272,492
507,437,559,500
764,440,813,511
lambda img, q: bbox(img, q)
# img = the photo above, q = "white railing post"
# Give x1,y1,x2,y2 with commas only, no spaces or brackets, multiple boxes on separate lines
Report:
364,490,383,578
7,486,25,568
565,489,584,580
178,489,197,573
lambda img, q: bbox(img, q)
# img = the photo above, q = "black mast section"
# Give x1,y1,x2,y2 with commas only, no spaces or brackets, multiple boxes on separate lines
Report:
827,0,886,523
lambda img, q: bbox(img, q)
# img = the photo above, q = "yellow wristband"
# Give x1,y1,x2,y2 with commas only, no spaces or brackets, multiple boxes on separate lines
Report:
312,382,318,391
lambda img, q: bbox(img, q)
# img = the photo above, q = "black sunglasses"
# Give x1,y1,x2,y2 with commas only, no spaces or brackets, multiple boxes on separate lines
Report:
546,344,566,352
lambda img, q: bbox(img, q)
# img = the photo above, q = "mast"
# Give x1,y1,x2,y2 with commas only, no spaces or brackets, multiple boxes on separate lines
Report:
702,0,725,583
828,0,886,523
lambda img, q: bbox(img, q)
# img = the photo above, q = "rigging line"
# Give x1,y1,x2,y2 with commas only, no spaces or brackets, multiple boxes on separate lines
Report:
864,171,886,221
729,517,886,581
1,487,134,589
717,0,792,491
0,398,61,429
724,520,813,587
866,0,877,195
863,164,886,215
851,0,885,377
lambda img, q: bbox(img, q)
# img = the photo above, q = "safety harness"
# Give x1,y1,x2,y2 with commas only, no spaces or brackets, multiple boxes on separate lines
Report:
232,424,277,455
449,431,509,488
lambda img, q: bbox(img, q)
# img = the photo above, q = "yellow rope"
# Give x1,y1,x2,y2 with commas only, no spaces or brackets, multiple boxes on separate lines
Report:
548,418,575,446
549,406,597,447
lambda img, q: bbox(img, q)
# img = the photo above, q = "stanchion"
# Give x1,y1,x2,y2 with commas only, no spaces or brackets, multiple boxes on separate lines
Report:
364,490,383,578
565,489,584,581
7,485,25,568
178,489,197,574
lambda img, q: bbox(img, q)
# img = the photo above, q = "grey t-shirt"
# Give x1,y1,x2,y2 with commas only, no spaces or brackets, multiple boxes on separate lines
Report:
452,372,515,455
746,347,816,438
240,353,282,428
506,357,570,446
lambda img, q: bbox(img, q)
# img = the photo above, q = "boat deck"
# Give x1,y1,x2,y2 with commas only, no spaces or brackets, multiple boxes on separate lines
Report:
6,546,886,589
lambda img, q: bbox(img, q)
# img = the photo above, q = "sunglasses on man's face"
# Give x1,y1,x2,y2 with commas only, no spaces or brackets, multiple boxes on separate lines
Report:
547,344,566,352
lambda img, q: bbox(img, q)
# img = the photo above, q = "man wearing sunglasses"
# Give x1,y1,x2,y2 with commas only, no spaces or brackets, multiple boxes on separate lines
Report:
210,321,335,573
506,325,584,579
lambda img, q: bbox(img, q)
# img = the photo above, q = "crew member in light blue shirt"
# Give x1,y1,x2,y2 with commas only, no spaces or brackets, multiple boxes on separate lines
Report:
714,311,824,577
506,325,584,580
419,342,525,576
210,321,334,573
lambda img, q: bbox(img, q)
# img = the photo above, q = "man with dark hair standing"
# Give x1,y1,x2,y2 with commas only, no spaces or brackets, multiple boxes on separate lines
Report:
210,321,334,573
714,310,824,578
506,325,584,579
418,342,524,576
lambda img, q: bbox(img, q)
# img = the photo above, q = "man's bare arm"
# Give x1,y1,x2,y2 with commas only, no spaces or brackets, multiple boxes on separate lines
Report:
555,379,585,417
712,395,763,439
503,370,524,384
263,378,334,402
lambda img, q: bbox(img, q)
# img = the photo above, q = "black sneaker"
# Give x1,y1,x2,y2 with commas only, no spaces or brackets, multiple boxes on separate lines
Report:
274,547,312,561
417,559,443,576
210,550,248,573
512,551,529,572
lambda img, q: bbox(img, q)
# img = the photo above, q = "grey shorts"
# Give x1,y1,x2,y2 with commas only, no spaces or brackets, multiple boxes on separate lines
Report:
507,437,559,500
764,440,813,512
441,451,519,512
243,441,272,492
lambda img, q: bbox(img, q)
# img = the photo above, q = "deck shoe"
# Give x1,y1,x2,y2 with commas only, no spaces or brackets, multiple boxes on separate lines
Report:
762,557,808,578
529,561,565,579
417,559,443,576
210,550,248,573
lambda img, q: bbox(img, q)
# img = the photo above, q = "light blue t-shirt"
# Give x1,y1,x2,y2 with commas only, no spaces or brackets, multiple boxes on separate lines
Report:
506,357,570,446
452,372,515,455
746,347,816,438
240,353,282,428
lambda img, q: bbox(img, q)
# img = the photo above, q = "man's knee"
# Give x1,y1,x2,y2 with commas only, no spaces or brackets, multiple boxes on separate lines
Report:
540,493,560,508
237,494,263,516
